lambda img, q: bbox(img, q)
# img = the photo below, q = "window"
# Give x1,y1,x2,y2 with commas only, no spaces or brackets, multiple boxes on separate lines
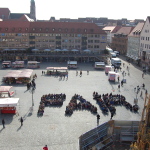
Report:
52,28,55,31
39,28,42,31
5,28,8,31
26,28,28,31
33,28,35,31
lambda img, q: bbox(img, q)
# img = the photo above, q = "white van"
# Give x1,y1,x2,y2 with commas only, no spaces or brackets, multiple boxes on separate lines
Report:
114,51,119,56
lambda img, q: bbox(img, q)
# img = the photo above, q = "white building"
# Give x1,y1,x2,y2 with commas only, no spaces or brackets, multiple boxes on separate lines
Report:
140,16,150,70
127,22,144,63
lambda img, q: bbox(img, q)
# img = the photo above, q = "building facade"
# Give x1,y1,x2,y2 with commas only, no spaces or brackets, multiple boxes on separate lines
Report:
127,22,144,62
0,21,107,52
111,27,134,55
139,16,150,70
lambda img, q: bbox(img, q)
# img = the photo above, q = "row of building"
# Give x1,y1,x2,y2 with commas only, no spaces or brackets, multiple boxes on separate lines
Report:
103,17,150,70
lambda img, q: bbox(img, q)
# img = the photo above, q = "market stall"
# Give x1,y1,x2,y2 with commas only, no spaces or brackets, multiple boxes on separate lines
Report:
2,61,11,68
0,86,14,98
46,67,68,75
3,69,33,84
27,61,40,69
108,71,120,82
12,61,24,68
0,98,19,114
105,66,113,74
67,61,77,69
94,62,105,69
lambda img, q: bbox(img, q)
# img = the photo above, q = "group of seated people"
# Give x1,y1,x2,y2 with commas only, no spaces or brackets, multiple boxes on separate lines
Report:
65,94,97,115
38,93,66,115
93,92,139,113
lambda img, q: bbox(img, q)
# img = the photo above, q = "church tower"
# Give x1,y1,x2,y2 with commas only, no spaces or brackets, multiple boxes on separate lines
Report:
30,0,36,21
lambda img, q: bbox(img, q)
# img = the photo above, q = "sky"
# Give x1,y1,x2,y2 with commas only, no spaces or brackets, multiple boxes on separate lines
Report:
0,0,149,21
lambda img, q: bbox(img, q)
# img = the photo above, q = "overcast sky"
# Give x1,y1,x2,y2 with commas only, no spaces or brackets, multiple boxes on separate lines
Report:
0,0,149,20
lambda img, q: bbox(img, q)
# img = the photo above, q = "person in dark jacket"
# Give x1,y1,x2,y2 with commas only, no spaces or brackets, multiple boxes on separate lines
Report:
2,119,5,128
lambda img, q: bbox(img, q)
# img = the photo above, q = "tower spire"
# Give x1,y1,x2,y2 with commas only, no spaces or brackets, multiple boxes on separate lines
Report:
30,0,36,21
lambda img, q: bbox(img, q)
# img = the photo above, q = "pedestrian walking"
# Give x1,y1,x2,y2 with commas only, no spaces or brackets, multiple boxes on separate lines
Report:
121,80,123,86
134,87,136,92
66,74,68,80
20,117,23,126
87,70,89,75
117,76,120,82
142,83,145,89
140,91,143,97
110,112,114,119
2,119,5,128
43,145,48,150
145,90,148,95
118,84,120,91
119,67,122,71
142,73,144,79
97,114,100,124
42,71,43,75
76,70,78,76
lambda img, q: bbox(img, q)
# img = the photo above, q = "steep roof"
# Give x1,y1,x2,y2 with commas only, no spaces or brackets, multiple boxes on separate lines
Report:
103,26,117,32
128,22,144,37
111,26,122,33
0,8,10,19
115,26,134,35
10,13,30,19
0,21,107,34
29,22,107,34
0,21,30,33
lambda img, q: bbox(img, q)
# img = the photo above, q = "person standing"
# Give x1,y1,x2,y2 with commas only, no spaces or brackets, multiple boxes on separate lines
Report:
97,114,100,125
117,76,120,82
118,84,120,91
87,70,89,75
142,73,144,79
140,91,143,98
20,117,23,126
43,145,48,150
2,119,5,128
110,112,114,120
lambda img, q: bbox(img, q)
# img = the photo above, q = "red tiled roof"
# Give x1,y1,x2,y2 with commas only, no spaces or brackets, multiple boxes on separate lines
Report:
0,21,30,33
29,22,106,34
0,8,10,19
111,26,122,33
0,21,107,34
115,26,134,35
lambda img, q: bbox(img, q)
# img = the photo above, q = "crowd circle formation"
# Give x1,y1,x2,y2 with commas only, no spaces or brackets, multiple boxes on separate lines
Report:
65,94,97,115
93,92,139,114
38,93,66,115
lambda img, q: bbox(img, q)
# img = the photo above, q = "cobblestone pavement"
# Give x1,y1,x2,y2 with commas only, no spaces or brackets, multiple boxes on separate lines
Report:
0,58,150,150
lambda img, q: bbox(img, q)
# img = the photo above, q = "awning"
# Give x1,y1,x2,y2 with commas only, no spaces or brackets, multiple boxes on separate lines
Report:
4,69,33,78
46,67,68,70
0,98,19,107
0,86,13,92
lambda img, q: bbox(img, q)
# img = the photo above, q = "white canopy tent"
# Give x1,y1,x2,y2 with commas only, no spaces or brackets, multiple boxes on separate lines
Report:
0,98,19,107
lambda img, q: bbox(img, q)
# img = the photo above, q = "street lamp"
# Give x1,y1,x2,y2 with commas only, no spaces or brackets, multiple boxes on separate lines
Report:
29,86,35,106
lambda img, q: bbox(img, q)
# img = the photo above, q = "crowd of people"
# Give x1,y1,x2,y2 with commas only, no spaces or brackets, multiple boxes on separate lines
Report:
93,92,139,114
38,93,66,115
65,94,97,115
